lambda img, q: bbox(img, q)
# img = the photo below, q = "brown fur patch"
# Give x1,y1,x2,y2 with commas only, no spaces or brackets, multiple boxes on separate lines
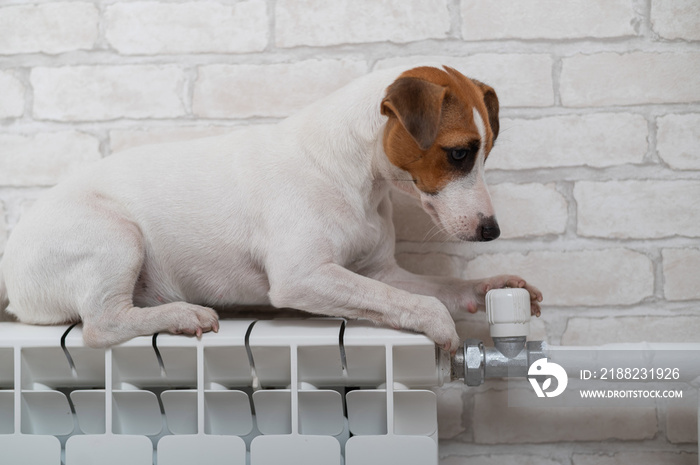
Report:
381,66,498,194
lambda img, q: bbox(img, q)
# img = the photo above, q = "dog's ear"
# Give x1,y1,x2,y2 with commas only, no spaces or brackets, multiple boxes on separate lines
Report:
472,79,500,143
381,77,447,151
442,67,500,144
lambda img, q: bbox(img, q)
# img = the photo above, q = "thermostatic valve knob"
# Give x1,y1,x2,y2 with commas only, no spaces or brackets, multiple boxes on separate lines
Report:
486,288,531,339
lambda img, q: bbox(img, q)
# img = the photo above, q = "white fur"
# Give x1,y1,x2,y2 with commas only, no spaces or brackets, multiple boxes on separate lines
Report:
0,66,539,350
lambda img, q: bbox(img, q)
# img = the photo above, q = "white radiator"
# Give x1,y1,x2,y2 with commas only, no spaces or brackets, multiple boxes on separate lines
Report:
0,319,449,465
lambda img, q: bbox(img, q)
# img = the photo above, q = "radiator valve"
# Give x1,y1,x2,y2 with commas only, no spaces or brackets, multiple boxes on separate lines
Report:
451,288,546,386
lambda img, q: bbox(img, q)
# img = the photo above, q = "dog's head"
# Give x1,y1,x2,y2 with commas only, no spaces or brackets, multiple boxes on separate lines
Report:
381,66,500,241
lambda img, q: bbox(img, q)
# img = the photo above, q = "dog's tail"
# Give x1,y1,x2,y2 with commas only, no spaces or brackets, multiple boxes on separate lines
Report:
0,261,8,313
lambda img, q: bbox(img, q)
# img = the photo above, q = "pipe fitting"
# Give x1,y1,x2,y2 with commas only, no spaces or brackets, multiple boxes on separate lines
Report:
463,339,485,386
493,336,527,358
484,336,528,378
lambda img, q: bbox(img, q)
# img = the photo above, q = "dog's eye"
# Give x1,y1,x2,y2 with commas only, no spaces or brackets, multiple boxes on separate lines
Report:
444,141,479,164
449,149,468,161
443,141,480,172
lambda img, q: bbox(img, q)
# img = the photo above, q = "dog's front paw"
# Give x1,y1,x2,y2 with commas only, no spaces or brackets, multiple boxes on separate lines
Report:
471,275,543,317
414,296,461,354
433,326,461,355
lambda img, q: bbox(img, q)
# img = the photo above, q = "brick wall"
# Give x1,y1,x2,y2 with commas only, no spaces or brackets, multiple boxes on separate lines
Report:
0,0,699,463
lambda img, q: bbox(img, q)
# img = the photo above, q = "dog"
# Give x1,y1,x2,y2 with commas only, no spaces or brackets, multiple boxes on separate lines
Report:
0,65,542,352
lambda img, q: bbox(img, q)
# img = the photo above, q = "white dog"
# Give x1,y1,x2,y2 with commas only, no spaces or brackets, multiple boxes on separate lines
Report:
0,65,542,352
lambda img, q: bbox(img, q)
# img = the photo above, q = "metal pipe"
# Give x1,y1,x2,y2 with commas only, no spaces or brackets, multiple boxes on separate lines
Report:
546,343,700,382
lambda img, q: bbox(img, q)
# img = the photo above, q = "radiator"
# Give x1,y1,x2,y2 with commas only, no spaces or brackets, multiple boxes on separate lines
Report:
0,319,449,465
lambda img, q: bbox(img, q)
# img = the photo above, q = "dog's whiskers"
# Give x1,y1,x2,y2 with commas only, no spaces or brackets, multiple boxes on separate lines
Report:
423,222,450,243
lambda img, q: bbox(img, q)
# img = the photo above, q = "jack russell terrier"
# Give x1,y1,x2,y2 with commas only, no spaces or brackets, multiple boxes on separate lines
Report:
0,65,542,352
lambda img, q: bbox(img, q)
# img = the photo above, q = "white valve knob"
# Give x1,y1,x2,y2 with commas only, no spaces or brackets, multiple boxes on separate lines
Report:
485,288,531,338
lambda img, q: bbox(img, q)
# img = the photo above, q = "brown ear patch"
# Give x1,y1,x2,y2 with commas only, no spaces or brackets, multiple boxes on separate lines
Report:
442,66,499,151
381,77,447,151
471,79,500,144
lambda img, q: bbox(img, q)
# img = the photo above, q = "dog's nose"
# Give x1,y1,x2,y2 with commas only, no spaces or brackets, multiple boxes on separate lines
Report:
479,217,500,241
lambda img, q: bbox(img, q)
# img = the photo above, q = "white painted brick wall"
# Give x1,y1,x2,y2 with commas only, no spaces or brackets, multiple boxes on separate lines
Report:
31,65,188,121
460,0,637,40
575,180,700,239
0,3,99,54
489,114,648,169
573,451,698,465
663,248,700,301
466,249,654,306
442,456,563,465
105,1,269,54
1,0,698,462
651,0,700,41
0,70,24,119
657,114,700,170
433,383,465,439
561,316,700,345
561,52,700,107
275,0,451,47
473,388,657,443
667,391,700,444
489,183,567,238
193,60,367,118
0,132,101,186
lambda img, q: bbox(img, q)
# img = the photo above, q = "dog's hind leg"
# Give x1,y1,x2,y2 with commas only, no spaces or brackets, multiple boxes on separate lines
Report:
82,302,219,348
3,194,218,347
75,226,220,347
73,211,220,348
